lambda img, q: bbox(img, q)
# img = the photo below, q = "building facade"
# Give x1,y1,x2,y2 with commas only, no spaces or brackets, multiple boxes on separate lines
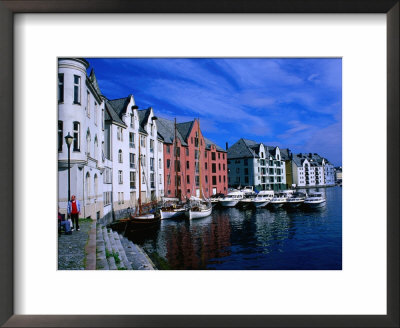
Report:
157,118,227,200
58,58,164,222
227,138,286,191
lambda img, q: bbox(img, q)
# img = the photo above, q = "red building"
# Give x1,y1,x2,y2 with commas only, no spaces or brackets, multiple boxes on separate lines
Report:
157,118,228,200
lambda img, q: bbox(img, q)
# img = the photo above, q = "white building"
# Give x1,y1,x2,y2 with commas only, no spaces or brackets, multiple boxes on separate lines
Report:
58,58,164,223
289,153,336,187
227,138,286,191
58,58,109,221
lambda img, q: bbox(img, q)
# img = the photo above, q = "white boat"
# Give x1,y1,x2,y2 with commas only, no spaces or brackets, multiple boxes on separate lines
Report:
251,190,274,208
269,190,294,209
186,197,213,220
304,192,326,208
159,197,186,220
219,190,244,207
285,192,306,208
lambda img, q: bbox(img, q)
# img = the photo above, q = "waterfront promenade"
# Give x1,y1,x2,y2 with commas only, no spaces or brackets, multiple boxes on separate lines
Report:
58,218,155,270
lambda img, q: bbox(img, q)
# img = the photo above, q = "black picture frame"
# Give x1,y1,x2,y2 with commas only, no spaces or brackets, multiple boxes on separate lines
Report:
0,1,398,327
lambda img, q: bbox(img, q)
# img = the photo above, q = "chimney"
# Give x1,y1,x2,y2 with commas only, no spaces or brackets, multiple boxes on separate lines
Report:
226,142,229,151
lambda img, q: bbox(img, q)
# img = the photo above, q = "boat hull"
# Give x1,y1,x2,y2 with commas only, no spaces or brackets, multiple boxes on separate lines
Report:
187,207,212,219
160,209,186,220
304,200,326,208
269,202,285,209
220,200,239,207
252,201,269,208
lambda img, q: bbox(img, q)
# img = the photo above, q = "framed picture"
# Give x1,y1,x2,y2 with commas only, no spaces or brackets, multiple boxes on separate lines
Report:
1,0,398,327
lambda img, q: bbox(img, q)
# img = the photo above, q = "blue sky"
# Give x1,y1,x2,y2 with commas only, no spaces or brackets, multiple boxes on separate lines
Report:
86,58,342,166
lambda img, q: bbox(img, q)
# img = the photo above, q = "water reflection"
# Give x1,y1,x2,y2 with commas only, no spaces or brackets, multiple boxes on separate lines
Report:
127,187,342,270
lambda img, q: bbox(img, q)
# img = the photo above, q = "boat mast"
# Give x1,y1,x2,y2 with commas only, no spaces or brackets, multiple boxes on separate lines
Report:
198,118,203,199
138,134,142,215
174,118,178,200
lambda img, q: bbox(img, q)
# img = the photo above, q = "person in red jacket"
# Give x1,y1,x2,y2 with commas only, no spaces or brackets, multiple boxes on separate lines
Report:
67,195,81,231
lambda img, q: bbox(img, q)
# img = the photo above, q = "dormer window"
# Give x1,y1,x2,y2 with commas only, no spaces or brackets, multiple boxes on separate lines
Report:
130,114,135,128
150,123,154,136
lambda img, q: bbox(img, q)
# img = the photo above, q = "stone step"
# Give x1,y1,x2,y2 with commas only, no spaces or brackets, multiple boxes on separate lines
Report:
123,238,155,270
112,231,132,270
108,230,126,270
96,225,109,270
103,227,117,270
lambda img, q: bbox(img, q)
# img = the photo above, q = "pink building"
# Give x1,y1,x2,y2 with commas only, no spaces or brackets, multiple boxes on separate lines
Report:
157,118,227,200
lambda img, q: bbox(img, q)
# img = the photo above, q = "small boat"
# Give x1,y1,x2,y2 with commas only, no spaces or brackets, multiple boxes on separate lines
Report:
237,187,256,208
185,196,212,220
269,190,294,209
285,192,306,208
159,197,186,220
210,193,224,207
304,192,326,208
219,190,244,207
251,190,274,208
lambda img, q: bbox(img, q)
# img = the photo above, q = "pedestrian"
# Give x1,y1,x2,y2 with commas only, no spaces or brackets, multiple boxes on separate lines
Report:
58,209,72,235
67,195,80,231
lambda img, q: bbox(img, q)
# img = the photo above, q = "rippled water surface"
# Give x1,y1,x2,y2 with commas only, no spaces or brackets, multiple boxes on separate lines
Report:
126,186,342,270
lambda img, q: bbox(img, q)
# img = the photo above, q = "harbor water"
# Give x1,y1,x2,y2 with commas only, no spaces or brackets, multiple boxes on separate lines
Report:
125,186,342,270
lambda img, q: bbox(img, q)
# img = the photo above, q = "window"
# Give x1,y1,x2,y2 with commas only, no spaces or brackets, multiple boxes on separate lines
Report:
245,168,249,175
86,172,90,199
212,152,216,160
150,158,154,171
245,176,249,183
142,155,146,167
167,145,170,154
195,176,200,187
58,74,64,102
118,170,123,184
212,176,217,185
186,161,189,169
142,171,146,184
175,160,180,172
58,121,63,151
94,136,98,159
150,139,154,153
94,174,98,197
159,174,162,184
191,137,193,144
102,108,104,130
195,150,199,160
73,75,81,104
175,147,180,157
235,159,240,164
195,132,199,147
86,130,91,156
141,135,146,147
73,122,80,151
129,132,135,148
219,176,221,183
236,168,240,174
130,114,135,128
118,149,123,163
103,192,111,206
223,176,226,182
167,174,171,185
94,102,97,125
212,164,216,173
205,175,208,183
223,154,225,160
223,164,225,171
218,153,220,159
187,175,190,184
159,158,162,169
150,123,154,136
130,153,135,169
205,162,208,170
218,163,221,171
150,173,155,188
167,159,170,169
244,159,248,166
205,151,207,158
186,148,189,156
195,162,199,174
87,92,90,117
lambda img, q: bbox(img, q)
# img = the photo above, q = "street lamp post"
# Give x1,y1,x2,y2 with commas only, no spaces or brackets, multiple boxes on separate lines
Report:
64,133,74,202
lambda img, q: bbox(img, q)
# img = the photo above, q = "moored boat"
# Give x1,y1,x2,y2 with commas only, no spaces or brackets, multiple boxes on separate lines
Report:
251,190,274,208
219,190,244,207
268,190,294,209
304,192,326,208
285,192,306,208
159,197,186,220
185,196,212,220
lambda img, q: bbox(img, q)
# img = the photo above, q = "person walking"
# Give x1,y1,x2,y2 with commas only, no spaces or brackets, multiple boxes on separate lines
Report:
68,195,81,231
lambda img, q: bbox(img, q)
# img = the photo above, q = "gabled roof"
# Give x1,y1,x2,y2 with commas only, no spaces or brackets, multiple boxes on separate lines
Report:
176,121,194,141
204,137,225,152
228,138,259,159
89,69,102,97
137,108,153,135
108,96,132,117
104,100,126,127
156,117,187,145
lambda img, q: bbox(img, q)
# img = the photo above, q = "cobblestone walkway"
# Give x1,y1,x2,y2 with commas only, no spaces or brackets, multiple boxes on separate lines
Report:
58,219,93,270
